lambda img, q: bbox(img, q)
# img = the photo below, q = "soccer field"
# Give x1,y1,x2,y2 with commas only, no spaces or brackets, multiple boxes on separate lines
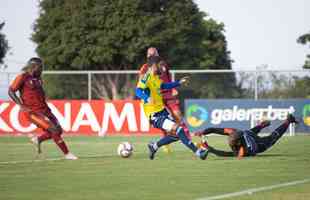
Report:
0,135,309,200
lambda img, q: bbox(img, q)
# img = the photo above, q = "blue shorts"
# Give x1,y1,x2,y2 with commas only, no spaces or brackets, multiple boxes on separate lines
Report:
150,109,176,132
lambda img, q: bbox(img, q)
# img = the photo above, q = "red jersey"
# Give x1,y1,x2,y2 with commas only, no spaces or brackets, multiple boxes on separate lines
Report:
9,72,48,112
139,62,177,101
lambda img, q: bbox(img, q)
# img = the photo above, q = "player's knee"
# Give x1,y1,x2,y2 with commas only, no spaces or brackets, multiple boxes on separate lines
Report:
174,125,185,135
170,124,179,135
48,125,63,135
55,125,63,135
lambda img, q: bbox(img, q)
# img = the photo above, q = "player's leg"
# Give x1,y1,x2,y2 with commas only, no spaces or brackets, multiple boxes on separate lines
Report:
31,114,52,145
148,110,179,159
148,109,208,160
46,112,78,159
163,108,208,159
172,123,208,160
256,114,298,153
163,101,183,153
148,134,179,159
159,132,174,153
27,112,52,153
249,120,271,135
29,111,68,153
166,102,211,149
166,101,191,139
29,111,77,159
20,112,44,153
29,131,52,154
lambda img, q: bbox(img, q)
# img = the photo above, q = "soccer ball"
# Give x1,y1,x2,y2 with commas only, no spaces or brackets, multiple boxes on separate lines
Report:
117,142,133,158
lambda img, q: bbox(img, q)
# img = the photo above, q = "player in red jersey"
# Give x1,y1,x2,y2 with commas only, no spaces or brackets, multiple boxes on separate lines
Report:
139,47,197,150
8,57,78,160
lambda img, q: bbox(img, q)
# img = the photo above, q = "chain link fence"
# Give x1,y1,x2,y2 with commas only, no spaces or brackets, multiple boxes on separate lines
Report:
1,69,309,100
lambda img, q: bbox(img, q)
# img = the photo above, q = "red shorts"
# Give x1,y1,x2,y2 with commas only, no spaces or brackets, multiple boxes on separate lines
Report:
22,109,60,130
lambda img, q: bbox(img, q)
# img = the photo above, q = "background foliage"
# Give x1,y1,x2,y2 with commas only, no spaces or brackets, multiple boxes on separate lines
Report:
32,0,241,99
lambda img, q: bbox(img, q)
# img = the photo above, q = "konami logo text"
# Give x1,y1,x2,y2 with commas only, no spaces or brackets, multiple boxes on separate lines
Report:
0,100,160,135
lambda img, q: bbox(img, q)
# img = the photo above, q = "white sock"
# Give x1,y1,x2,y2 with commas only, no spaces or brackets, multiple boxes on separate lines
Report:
153,143,158,150
195,149,202,157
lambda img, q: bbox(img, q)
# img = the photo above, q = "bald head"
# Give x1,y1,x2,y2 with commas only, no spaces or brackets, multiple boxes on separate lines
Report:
147,47,159,58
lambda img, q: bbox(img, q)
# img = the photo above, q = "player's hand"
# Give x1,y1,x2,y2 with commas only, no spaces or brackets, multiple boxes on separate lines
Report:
179,76,190,86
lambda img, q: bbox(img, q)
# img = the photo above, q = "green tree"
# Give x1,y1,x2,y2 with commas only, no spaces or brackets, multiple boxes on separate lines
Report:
0,22,9,68
249,72,310,99
294,32,310,99
177,18,245,99
32,0,240,99
297,32,310,69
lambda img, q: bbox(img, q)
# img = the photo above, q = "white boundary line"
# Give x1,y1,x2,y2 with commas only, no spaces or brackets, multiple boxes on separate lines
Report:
196,179,310,200
0,154,117,165
0,152,145,165
0,158,63,164
0,154,114,165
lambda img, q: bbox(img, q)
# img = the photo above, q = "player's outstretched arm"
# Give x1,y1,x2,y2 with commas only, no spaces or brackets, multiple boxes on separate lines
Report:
160,81,180,90
160,76,190,90
209,145,245,159
208,146,235,157
195,128,237,137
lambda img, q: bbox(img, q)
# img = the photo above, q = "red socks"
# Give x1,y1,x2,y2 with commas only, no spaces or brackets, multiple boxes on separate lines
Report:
38,132,52,143
51,134,69,155
181,122,192,140
38,132,70,155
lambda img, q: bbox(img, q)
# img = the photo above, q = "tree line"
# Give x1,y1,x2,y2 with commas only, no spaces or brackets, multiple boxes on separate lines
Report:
1,0,309,99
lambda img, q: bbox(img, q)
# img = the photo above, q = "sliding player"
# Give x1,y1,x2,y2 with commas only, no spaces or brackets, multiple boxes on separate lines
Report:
8,57,78,160
136,55,208,160
195,114,298,158
139,47,192,152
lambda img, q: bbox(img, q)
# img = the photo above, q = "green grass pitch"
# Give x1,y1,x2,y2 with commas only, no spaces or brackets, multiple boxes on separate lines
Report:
0,135,309,200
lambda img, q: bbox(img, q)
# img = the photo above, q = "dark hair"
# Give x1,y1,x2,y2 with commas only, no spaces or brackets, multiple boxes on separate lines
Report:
28,57,43,66
22,57,43,72
228,131,241,147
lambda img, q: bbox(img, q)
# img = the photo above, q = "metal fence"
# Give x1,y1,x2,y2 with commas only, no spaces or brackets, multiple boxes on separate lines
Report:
1,69,309,100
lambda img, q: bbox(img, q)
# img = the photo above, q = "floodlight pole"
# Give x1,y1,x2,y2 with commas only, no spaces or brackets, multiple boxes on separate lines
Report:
171,71,175,82
88,72,92,100
254,70,258,100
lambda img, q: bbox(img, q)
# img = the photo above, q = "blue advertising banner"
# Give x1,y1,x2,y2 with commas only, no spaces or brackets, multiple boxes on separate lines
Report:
185,99,310,133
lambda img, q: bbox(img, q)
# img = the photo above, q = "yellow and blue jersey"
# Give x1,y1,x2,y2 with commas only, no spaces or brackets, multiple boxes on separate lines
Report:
136,70,165,118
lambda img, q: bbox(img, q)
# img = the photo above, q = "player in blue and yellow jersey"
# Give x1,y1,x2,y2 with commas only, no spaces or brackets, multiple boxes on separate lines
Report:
136,56,208,160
